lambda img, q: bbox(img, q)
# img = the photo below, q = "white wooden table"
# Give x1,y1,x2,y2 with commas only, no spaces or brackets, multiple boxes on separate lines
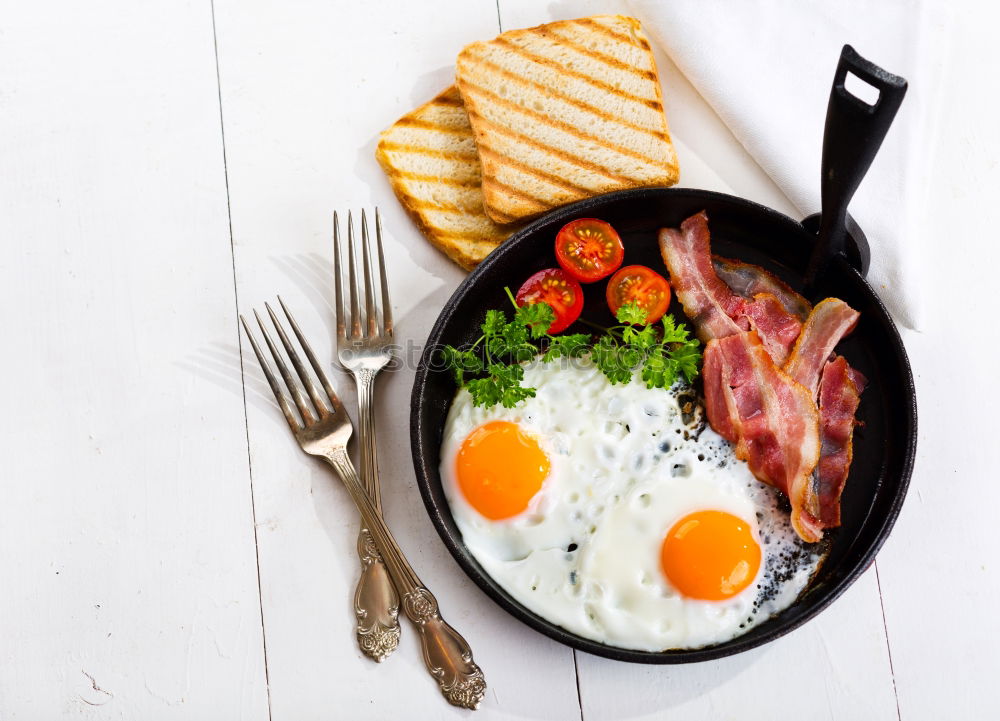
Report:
2,1,996,718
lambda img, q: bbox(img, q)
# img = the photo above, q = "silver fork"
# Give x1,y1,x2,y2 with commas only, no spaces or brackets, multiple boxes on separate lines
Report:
332,209,400,662
240,300,487,710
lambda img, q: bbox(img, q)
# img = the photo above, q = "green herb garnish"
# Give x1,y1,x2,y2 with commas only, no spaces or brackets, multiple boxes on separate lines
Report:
440,293,701,408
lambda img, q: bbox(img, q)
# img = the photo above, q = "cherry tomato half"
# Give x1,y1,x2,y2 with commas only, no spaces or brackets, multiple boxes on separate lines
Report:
515,268,584,334
555,218,625,283
606,265,672,324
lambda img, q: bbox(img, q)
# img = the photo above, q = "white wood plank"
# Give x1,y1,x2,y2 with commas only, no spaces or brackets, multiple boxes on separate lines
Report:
0,2,267,719
872,7,1000,719
878,329,1000,721
494,1,899,717
212,1,582,718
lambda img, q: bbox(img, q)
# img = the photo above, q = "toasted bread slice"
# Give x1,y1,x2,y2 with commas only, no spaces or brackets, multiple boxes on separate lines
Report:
376,86,520,270
456,15,679,224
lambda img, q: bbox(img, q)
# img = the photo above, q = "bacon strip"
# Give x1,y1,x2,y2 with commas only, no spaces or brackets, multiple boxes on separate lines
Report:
704,333,822,542
659,214,801,363
713,256,812,321
660,210,868,543
813,357,867,526
781,297,864,531
741,293,802,366
702,341,737,443
658,212,746,342
783,298,860,396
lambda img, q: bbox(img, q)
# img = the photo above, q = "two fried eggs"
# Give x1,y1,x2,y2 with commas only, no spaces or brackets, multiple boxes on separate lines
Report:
441,358,822,651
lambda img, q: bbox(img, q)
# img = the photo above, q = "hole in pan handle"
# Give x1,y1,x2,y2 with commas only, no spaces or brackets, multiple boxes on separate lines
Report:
803,44,907,293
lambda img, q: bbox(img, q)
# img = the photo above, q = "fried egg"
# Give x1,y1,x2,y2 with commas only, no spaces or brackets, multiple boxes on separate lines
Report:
440,357,822,651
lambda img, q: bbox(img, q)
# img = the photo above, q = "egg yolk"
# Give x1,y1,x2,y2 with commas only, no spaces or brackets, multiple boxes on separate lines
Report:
660,510,762,601
456,421,550,520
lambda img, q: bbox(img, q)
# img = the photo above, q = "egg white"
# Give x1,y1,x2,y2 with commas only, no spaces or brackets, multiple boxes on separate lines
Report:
440,356,822,651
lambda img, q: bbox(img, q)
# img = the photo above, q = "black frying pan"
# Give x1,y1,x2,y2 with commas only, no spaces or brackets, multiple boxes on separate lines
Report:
409,46,916,663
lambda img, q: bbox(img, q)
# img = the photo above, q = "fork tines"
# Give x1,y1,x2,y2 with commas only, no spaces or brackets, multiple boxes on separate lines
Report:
240,298,344,433
333,209,393,342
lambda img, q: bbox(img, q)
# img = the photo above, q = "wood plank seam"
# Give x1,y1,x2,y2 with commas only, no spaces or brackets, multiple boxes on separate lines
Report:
875,561,903,721
572,650,584,721
210,1,274,718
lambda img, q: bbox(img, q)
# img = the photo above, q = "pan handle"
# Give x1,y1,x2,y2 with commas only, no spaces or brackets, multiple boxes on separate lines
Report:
804,45,907,288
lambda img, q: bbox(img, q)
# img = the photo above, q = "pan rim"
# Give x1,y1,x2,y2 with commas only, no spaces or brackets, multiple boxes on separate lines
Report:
409,186,916,664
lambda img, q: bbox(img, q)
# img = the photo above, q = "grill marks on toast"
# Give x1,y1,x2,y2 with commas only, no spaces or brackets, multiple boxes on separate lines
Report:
475,144,593,195
378,142,480,163
573,16,653,51
469,113,633,183
429,93,464,108
456,14,679,223
460,52,669,141
391,116,477,135
483,178,551,215
459,81,667,173
544,28,657,80
376,86,517,270
390,171,482,189
477,138,614,211
556,17,655,64
493,38,662,110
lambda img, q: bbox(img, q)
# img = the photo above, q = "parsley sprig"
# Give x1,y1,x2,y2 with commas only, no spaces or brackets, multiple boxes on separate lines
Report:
441,290,590,408
440,291,701,408
594,308,702,389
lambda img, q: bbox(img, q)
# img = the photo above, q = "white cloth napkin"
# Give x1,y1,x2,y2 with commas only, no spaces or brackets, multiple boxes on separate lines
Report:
628,0,951,330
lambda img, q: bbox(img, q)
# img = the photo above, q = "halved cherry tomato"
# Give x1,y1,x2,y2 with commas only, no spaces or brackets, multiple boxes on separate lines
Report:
606,265,672,324
554,218,625,283
515,268,584,334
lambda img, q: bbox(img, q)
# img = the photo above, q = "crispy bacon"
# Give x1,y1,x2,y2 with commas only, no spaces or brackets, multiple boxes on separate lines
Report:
704,332,822,542
713,256,812,321
658,212,746,342
813,357,867,526
659,214,804,364
660,210,867,543
783,298,860,396
702,341,737,443
741,293,803,366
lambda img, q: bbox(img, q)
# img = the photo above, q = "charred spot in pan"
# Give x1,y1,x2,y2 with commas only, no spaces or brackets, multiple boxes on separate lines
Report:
676,392,707,438
676,389,698,422
754,539,824,606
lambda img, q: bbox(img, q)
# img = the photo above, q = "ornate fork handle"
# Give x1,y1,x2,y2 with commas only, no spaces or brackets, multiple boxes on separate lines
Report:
351,366,400,661
354,528,399,660
326,448,487,710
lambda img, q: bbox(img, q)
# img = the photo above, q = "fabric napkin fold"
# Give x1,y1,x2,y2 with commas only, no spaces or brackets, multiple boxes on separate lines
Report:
628,0,951,330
